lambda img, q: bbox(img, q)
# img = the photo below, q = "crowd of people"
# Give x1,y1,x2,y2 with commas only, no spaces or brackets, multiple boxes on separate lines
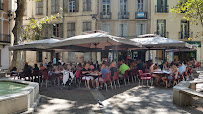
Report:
11,57,198,89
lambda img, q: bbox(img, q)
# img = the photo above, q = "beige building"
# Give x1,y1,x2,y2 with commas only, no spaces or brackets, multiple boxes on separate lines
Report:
0,0,13,69
150,0,203,64
22,0,151,66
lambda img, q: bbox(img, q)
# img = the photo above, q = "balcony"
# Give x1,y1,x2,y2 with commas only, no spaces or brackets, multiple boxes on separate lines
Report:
154,31,169,38
135,12,147,19
155,5,169,13
0,34,10,43
179,31,193,40
100,12,112,19
118,12,129,19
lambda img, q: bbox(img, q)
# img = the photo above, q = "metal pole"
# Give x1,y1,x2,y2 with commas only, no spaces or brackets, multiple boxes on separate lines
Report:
148,48,151,60
163,49,166,61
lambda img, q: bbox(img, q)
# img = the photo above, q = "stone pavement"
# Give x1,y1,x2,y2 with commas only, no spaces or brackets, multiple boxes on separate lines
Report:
34,82,203,114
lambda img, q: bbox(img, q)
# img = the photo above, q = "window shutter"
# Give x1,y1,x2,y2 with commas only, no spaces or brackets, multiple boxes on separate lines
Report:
143,0,146,12
165,0,167,12
118,24,122,37
83,0,86,11
75,0,79,12
164,20,166,37
56,0,59,13
123,24,128,37
157,0,161,12
136,23,141,37
143,23,146,35
87,0,91,11
64,0,68,12
59,23,63,38
157,20,159,35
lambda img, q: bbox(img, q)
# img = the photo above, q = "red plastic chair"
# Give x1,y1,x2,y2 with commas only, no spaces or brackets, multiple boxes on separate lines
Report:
138,70,152,87
113,71,120,88
40,69,49,87
74,70,82,87
119,70,130,86
98,72,113,91
130,68,138,82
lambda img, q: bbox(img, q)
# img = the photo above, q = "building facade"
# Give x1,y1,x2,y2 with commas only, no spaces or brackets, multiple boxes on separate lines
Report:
0,0,12,69
150,0,203,63
23,0,151,66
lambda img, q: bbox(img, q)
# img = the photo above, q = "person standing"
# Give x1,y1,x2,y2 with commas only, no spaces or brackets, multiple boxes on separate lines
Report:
44,58,48,67
53,57,56,65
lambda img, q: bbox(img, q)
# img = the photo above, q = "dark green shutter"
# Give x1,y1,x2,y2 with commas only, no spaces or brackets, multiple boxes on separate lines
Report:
164,20,166,37
165,0,168,12
157,20,159,34
157,0,162,12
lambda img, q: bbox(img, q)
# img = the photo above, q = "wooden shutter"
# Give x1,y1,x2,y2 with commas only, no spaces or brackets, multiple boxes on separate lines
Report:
143,0,146,12
83,0,86,11
165,0,167,12
75,0,79,12
164,20,166,37
64,0,68,12
143,23,146,35
59,23,63,38
87,0,91,11
118,24,122,36
157,20,159,34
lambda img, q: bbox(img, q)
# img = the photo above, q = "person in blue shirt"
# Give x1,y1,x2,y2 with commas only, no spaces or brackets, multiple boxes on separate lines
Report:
95,63,109,89
178,62,186,75
53,57,56,65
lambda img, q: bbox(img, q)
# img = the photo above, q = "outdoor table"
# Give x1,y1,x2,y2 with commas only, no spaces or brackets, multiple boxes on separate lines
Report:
153,70,171,77
87,72,101,79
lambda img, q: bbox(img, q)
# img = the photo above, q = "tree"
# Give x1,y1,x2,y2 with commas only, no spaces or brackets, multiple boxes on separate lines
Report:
23,15,56,40
11,0,26,70
171,0,203,38
11,0,58,69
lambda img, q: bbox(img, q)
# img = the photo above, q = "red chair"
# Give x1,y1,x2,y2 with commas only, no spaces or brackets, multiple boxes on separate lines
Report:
98,72,113,91
80,73,88,88
138,70,152,87
22,70,32,81
130,68,138,82
113,71,120,89
119,70,130,86
32,70,40,82
40,69,49,87
74,70,81,87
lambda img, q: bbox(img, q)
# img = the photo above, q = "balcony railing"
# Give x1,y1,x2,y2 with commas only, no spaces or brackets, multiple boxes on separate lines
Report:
154,31,169,38
155,5,169,13
118,12,129,19
0,34,10,43
135,12,147,19
179,31,193,40
100,12,112,19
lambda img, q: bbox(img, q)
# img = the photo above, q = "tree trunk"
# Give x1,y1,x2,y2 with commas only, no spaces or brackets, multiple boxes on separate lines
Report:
10,0,26,70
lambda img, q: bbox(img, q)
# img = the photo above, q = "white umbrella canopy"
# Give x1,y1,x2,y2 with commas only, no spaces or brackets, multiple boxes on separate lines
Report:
48,33,142,52
130,35,193,49
9,38,60,51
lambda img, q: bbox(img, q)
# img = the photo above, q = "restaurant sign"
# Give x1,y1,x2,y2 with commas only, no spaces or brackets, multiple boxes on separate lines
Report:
186,41,201,47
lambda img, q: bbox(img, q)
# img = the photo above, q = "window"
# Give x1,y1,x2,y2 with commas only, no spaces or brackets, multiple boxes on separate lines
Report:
119,0,128,13
64,0,79,12
101,23,111,34
118,23,128,37
137,0,143,12
67,23,75,37
83,22,92,32
51,0,59,14
83,0,91,11
37,51,43,63
136,23,146,37
53,24,63,37
180,20,189,39
157,0,168,13
36,0,43,15
102,0,110,14
157,20,166,37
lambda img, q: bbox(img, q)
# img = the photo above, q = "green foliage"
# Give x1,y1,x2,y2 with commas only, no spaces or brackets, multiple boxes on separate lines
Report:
171,0,203,27
23,15,57,40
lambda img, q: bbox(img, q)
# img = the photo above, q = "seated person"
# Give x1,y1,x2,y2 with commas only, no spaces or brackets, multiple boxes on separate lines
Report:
110,62,118,77
119,60,130,77
40,63,46,71
33,64,39,72
162,63,179,88
178,61,186,75
161,60,169,71
47,62,53,71
82,63,94,89
150,63,161,86
60,67,74,85
95,63,110,89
